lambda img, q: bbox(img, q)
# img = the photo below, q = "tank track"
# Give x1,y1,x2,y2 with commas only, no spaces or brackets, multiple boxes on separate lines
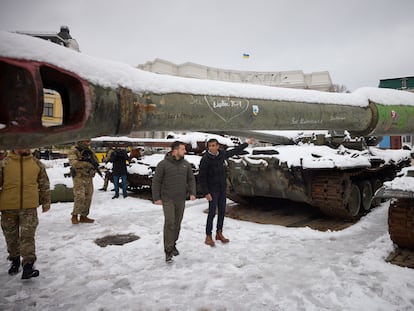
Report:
311,173,354,219
389,198,414,248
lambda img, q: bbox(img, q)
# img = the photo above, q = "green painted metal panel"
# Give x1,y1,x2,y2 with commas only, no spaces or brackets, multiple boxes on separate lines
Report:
373,103,414,135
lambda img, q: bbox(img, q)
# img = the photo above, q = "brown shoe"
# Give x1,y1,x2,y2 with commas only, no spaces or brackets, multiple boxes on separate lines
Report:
71,215,79,224
216,230,230,243
205,235,215,247
79,216,95,223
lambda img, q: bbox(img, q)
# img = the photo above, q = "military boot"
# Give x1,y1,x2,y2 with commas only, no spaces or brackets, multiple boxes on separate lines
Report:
172,246,180,256
165,252,173,262
205,235,215,247
79,215,95,223
71,215,79,224
216,230,230,243
8,256,20,275
21,263,39,279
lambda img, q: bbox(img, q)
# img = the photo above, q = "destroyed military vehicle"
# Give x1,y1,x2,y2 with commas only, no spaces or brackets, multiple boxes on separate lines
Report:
226,131,412,220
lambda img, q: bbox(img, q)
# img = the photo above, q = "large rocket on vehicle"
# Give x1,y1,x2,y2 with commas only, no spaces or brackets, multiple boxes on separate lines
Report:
1,31,414,149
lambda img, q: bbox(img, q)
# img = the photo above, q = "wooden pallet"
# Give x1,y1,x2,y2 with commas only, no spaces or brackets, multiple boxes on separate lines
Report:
225,200,356,231
386,248,414,269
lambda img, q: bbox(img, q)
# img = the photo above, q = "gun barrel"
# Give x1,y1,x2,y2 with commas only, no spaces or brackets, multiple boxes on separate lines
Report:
1,31,414,149
0,56,370,148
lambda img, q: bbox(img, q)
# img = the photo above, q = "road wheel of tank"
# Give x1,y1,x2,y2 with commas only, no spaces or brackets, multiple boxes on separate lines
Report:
371,178,383,207
358,180,373,212
345,184,361,217
388,198,414,248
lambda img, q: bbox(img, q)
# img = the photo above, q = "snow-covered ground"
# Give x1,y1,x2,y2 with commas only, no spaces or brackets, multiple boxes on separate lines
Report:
1,162,414,311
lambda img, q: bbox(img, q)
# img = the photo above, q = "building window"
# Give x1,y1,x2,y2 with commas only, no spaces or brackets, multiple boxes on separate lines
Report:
43,102,54,117
401,78,407,89
402,135,412,145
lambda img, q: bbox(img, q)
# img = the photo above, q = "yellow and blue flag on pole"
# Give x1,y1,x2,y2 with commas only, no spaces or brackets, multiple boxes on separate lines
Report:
242,53,250,59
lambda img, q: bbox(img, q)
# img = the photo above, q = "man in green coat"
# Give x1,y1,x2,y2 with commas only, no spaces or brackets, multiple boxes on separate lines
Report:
152,141,196,262
0,149,51,279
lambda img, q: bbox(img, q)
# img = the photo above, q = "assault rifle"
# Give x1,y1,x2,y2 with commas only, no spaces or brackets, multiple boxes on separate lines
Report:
78,148,103,178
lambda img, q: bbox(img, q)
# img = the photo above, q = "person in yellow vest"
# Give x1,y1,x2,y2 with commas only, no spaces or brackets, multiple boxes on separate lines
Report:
0,149,51,279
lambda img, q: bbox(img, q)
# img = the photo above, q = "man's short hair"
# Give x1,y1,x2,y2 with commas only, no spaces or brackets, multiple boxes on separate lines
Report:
207,138,219,145
171,141,185,151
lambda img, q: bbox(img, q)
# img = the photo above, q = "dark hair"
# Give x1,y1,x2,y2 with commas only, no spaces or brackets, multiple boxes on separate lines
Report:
171,141,185,151
207,138,219,145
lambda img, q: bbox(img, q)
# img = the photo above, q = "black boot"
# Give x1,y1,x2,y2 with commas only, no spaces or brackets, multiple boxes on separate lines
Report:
21,263,39,279
165,252,173,262
172,246,179,256
8,256,20,275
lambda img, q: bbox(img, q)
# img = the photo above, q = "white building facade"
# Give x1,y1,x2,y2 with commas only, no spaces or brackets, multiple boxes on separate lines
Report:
138,58,333,91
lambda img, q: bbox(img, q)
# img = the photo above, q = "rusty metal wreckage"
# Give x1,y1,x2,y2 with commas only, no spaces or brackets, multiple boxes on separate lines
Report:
1,40,414,149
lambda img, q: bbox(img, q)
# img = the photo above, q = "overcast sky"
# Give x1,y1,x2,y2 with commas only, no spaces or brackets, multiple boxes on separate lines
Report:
1,0,413,91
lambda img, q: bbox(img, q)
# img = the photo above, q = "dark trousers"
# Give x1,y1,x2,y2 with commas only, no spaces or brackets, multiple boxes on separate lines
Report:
113,175,127,196
162,199,185,253
206,190,227,235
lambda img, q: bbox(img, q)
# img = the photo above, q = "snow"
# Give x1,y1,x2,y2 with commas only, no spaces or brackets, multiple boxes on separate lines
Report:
128,154,200,176
127,162,152,176
134,154,166,169
166,132,237,148
2,31,414,107
42,159,73,189
92,136,172,144
92,132,237,148
1,161,414,310
234,145,411,170
383,167,414,192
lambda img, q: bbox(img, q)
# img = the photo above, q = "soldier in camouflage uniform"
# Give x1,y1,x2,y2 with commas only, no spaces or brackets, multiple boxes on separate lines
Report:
68,140,99,224
0,149,51,279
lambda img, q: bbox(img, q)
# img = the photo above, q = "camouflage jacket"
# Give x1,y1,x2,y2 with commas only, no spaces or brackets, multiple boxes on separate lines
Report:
0,152,51,210
68,145,98,178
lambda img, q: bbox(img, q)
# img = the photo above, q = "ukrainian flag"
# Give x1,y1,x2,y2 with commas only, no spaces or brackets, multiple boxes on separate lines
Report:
243,53,250,59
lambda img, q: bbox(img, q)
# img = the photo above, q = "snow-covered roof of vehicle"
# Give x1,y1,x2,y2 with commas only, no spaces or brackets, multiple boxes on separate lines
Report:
382,167,414,192
92,132,235,148
230,144,411,170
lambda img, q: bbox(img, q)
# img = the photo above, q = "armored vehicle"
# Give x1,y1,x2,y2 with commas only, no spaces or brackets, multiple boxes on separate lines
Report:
374,165,414,248
226,131,412,219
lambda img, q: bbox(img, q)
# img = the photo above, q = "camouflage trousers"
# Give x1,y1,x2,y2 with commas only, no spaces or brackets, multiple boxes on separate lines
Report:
1,208,38,265
162,199,185,253
72,177,94,216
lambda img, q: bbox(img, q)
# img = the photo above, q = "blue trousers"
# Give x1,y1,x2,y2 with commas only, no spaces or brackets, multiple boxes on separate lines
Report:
206,190,227,235
113,175,127,196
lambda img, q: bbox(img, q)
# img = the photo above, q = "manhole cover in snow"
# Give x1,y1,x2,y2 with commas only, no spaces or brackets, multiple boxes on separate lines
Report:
94,233,140,247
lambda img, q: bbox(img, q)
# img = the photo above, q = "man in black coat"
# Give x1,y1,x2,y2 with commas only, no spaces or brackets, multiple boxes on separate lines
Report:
199,138,252,246
109,147,129,199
